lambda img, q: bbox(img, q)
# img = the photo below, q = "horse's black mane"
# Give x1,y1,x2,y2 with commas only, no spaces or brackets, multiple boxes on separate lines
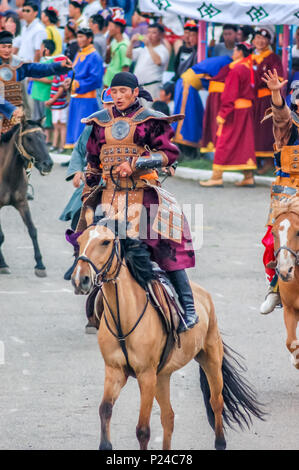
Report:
96,216,156,289
0,120,43,144
120,237,156,290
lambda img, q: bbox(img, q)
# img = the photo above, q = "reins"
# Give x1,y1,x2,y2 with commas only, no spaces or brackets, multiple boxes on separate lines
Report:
76,234,149,374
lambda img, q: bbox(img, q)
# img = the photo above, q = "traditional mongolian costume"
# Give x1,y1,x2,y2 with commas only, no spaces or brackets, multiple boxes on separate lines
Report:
65,29,103,149
201,60,232,153
261,82,299,313
173,55,232,150
76,72,198,332
201,44,256,187
252,29,283,161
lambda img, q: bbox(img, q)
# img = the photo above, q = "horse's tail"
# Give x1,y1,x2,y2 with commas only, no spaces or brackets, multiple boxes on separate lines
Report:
199,342,266,431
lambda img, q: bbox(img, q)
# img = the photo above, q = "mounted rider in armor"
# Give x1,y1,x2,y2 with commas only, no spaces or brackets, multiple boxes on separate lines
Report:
260,69,299,314
77,72,199,333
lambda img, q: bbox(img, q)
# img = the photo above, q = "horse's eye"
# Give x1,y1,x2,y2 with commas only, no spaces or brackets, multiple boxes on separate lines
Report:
296,231,299,237
102,240,110,246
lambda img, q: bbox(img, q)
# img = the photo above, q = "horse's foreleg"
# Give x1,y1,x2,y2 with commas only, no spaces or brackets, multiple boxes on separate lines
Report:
0,219,10,273
136,369,157,450
155,374,174,450
99,366,128,450
283,307,299,369
15,202,46,276
196,341,226,450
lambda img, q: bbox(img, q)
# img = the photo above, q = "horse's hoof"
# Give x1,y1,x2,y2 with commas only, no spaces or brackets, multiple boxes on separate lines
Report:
35,268,47,278
215,437,226,450
0,267,11,274
99,442,113,450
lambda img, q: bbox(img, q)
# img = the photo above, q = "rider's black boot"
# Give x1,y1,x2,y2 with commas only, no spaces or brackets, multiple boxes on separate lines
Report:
167,269,199,333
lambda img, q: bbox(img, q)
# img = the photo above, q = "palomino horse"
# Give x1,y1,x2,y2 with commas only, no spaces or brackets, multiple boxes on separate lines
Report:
0,118,53,276
72,209,265,450
271,196,299,369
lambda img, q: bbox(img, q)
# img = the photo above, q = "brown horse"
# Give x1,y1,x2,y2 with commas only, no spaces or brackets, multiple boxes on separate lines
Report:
72,208,265,450
0,118,53,276
271,196,299,369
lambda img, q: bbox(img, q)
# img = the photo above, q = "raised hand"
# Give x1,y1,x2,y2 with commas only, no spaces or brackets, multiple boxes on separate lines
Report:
262,68,288,91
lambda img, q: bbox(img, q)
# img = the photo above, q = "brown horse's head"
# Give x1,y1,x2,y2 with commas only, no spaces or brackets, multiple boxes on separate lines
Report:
72,208,121,295
272,197,299,282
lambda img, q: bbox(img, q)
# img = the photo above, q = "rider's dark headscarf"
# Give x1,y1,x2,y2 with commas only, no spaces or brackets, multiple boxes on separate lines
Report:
110,72,153,102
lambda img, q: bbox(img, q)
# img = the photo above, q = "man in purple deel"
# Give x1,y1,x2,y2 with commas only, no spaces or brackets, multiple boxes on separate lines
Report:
77,72,198,333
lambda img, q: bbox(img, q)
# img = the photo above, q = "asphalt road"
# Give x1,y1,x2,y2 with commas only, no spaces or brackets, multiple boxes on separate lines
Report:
1,163,299,451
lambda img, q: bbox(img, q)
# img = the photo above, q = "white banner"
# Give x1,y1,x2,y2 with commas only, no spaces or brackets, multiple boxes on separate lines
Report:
139,0,299,25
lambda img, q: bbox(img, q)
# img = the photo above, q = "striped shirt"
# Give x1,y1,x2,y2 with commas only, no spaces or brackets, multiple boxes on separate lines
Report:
50,74,68,109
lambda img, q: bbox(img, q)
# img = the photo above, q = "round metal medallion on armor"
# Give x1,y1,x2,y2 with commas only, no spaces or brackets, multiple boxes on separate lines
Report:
0,67,14,81
111,120,130,140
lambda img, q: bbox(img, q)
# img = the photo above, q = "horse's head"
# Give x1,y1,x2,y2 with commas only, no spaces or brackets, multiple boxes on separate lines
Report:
18,118,53,175
272,197,299,282
72,208,123,295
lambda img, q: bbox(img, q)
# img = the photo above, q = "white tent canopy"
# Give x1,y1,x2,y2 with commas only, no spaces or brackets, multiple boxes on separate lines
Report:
139,0,299,25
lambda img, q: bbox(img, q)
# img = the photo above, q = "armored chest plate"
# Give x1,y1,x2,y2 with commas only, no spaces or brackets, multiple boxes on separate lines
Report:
111,120,130,140
0,66,14,81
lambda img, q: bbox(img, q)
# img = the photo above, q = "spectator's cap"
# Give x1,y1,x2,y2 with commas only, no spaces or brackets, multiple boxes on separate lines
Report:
160,81,175,99
23,0,39,11
111,72,153,101
110,7,126,26
254,28,271,41
66,19,77,36
77,27,93,39
0,31,13,44
101,87,113,104
98,8,113,21
184,20,198,32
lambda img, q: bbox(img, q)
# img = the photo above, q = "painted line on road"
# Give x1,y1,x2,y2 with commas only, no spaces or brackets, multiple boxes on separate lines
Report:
0,291,28,295
10,336,25,344
40,288,73,293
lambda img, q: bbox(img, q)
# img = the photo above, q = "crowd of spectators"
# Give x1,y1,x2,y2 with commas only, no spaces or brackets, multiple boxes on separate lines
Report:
0,0,299,162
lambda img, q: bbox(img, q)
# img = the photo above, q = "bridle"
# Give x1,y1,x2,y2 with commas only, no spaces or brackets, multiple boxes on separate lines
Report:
14,124,43,167
274,246,299,266
274,211,299,268
75,235,149,342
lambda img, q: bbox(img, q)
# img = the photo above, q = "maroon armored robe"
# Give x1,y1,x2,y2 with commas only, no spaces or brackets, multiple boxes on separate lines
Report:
83,99,195,272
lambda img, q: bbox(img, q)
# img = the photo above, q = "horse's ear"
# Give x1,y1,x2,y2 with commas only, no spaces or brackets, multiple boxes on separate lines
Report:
85,206,94,226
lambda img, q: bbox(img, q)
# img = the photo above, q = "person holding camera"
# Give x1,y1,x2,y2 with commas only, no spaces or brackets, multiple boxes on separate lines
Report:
126,23,169,100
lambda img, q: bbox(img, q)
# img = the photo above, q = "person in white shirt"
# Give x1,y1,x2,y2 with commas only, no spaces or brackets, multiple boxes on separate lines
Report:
292,27,299,59
83,0,103,19
69,0,89,30
15,1,47,62
126,23,169,100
